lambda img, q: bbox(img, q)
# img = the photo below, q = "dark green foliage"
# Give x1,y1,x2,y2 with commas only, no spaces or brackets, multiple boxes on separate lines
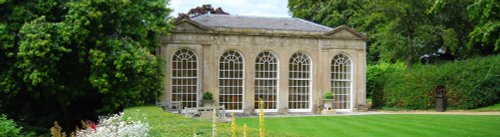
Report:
0,0,171,133
374,55,500,109
288,0,367,27
202,91,213,100
466,0,500,52
366,62,405,107
289,0,498,67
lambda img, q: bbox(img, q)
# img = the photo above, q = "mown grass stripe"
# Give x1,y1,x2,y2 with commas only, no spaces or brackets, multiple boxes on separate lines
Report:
237,114,500,137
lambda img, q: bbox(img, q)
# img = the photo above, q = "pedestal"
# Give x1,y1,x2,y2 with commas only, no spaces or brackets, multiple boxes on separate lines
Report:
200,111,213,119
321,109,336,115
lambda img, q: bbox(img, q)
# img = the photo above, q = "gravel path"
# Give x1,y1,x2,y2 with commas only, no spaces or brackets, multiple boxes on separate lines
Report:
236,110,500,118
378,110,500,115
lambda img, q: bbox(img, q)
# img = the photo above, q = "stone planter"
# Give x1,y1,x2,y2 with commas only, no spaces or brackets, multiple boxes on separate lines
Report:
322,99,335,110
200,111,213,119
201,100,214,108
321,99,336,115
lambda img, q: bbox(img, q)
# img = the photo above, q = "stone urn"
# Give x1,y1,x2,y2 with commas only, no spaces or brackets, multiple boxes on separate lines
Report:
321,99,336,115
322,92,336,114
201,100,214,108
201,91,214,108
322,92,335,110
322,99,335,110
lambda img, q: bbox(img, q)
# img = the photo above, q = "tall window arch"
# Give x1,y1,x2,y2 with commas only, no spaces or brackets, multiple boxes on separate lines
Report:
171,49,199,108
255,51,278,111
288,52,311,111
331,54,352,110
219,50,244,111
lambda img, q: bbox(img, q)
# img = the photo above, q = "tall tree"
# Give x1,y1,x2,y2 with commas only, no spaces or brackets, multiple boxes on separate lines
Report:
176,4,229,21
288,0,366,27
0,0,171,132
429,0,497,58
288,0,480,68
289,0,434,68
466,0,499,52
370,0,453,68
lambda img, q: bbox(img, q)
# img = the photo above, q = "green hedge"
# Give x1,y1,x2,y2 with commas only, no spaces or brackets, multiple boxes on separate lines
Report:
367,62,405,99
373,55,500,109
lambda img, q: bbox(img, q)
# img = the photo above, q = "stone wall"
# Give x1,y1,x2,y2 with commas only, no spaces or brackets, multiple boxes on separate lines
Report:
160,26,366,114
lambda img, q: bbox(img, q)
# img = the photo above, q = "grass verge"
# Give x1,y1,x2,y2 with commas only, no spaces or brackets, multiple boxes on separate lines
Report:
123,106,300,137
475,103,500,111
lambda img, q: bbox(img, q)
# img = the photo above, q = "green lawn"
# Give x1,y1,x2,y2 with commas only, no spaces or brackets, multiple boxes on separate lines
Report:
237,114,500,137
124,106,500,137
475,103,500,111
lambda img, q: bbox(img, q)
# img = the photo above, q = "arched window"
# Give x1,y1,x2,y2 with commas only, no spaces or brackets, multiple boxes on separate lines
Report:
288,52,311,111
219,50,244,111
171,49,199,108
254,51,278,111
331,54,352,110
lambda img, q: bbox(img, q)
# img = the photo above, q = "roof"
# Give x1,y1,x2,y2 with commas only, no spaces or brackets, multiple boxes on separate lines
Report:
172,14,367,40
191,14,333,32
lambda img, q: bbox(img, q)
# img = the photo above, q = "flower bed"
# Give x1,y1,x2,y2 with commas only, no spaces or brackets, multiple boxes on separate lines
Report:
77,113,150,137
123,106,300,137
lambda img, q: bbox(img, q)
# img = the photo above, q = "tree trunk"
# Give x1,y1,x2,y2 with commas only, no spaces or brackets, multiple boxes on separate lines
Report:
406,16,414,69
407,38,414,69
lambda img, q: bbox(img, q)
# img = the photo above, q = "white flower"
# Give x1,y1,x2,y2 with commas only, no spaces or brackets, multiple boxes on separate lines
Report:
76,112,150,137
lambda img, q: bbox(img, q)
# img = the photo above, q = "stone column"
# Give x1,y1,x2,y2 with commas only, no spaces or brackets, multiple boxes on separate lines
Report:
278,51,290,114
206,44,219,108
244,48,256,114
160,46,170,104
355,48,367,112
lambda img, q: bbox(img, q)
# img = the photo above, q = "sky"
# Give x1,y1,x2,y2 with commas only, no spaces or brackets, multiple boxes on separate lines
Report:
169,0,291,17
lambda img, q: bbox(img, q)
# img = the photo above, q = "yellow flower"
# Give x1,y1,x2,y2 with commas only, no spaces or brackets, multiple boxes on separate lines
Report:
231,113,236,137
211,108,217,137
259,98,265,137
243,123,247,137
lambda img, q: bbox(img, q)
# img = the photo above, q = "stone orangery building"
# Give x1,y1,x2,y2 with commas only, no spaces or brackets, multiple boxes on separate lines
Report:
159,14,367,114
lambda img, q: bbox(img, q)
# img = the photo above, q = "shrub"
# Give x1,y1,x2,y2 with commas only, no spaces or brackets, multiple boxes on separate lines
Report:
323,92,334,99
0,0,170,131
50,121,71,137
375,55,500,109
202,91,214,101
367,62,405,107
0,114,21,137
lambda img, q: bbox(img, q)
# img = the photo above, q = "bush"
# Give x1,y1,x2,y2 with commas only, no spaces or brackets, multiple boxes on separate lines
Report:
202,91,213,101
0,114,21,136
367,62,405,107
0,0,170,132
323,92,334,99
374,55,500,109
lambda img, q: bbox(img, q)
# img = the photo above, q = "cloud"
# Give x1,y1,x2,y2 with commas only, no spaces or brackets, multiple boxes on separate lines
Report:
169,0,290,17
